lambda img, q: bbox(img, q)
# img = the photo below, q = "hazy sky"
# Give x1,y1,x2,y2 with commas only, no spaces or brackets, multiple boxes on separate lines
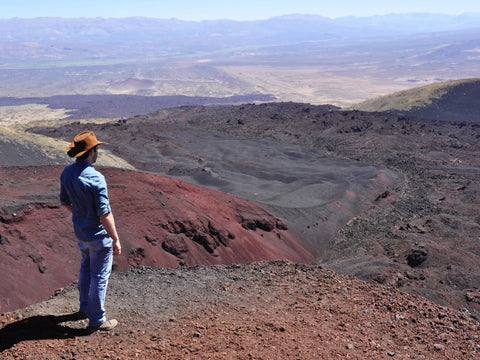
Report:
2,0,479,20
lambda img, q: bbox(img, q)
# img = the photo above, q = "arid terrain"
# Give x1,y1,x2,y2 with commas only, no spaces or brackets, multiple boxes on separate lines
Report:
0,50,480,359
1,11,480,357
1,76,480,357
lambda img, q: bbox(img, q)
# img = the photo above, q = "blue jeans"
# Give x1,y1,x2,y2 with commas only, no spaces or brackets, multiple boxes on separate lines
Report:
78,237,113,327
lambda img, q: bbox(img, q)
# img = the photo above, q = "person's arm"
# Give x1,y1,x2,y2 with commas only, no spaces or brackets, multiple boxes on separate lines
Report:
100,212,122,255
59,180,73,213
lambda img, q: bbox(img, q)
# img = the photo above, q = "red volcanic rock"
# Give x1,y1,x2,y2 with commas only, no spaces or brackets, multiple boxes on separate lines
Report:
104,167,313,269
161,233,189,257
241,216,276,232
0,165,313,313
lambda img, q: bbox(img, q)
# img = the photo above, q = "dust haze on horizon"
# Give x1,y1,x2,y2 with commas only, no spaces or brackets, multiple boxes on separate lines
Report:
1,0,480,20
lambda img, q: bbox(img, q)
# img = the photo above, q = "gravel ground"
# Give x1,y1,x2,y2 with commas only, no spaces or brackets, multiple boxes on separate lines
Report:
1,261,479,359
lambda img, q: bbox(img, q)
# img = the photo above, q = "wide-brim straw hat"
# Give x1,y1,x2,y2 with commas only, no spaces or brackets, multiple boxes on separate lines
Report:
67,131,104,158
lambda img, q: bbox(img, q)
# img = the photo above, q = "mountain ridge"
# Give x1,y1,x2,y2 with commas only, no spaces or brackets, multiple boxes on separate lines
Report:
2,13,480,40
1,15,479,61
352,78,480,121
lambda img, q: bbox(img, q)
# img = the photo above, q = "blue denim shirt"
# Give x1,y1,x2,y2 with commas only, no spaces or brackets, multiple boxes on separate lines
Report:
60,160,112,243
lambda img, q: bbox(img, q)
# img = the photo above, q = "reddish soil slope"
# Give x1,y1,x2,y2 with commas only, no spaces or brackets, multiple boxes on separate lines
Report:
0,166,313,313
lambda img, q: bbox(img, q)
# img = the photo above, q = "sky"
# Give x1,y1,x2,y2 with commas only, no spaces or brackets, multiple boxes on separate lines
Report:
1,0,479,20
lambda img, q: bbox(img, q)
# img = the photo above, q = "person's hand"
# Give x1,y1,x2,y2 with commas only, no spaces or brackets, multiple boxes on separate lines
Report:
113,239,122,256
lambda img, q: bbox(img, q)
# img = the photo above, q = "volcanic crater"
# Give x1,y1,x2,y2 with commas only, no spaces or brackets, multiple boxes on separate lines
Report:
1,96,480,358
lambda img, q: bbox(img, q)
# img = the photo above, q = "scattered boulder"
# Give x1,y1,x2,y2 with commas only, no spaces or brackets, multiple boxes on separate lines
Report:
275,219,288,230
406,249,429,267
0,206,32,224
465,290,480,304
128,248,146,267
28,254,46,274
0,233,9,245
162,234,189,258
145,235,158,246
193,231,217,254
207,221,234,246
161,219,196,236
241,216,276,232
375,190,390,202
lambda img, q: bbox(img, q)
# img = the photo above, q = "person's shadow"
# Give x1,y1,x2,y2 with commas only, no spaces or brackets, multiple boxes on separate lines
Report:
0,312,90,352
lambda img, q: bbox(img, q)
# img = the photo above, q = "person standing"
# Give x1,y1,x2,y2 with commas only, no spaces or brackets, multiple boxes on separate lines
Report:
60,130,121,332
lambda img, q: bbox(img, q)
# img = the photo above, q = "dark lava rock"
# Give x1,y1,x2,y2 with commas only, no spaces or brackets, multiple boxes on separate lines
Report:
406,249,429,267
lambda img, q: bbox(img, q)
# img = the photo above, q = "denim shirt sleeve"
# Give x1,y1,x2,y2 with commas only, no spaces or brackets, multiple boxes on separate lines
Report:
91,172,112,217
59,182,71,206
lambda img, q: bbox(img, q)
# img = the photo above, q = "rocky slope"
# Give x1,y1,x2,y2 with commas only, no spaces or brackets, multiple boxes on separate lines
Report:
0,166,313,313
29,101,480,318
1,96,480,357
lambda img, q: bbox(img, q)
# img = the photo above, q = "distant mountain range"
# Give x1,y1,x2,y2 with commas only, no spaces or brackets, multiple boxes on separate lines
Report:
1,14,479,62
1,14,480,43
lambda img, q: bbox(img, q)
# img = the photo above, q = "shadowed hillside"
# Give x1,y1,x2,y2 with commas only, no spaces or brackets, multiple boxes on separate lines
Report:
352,78,480,122
0,94,274,120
